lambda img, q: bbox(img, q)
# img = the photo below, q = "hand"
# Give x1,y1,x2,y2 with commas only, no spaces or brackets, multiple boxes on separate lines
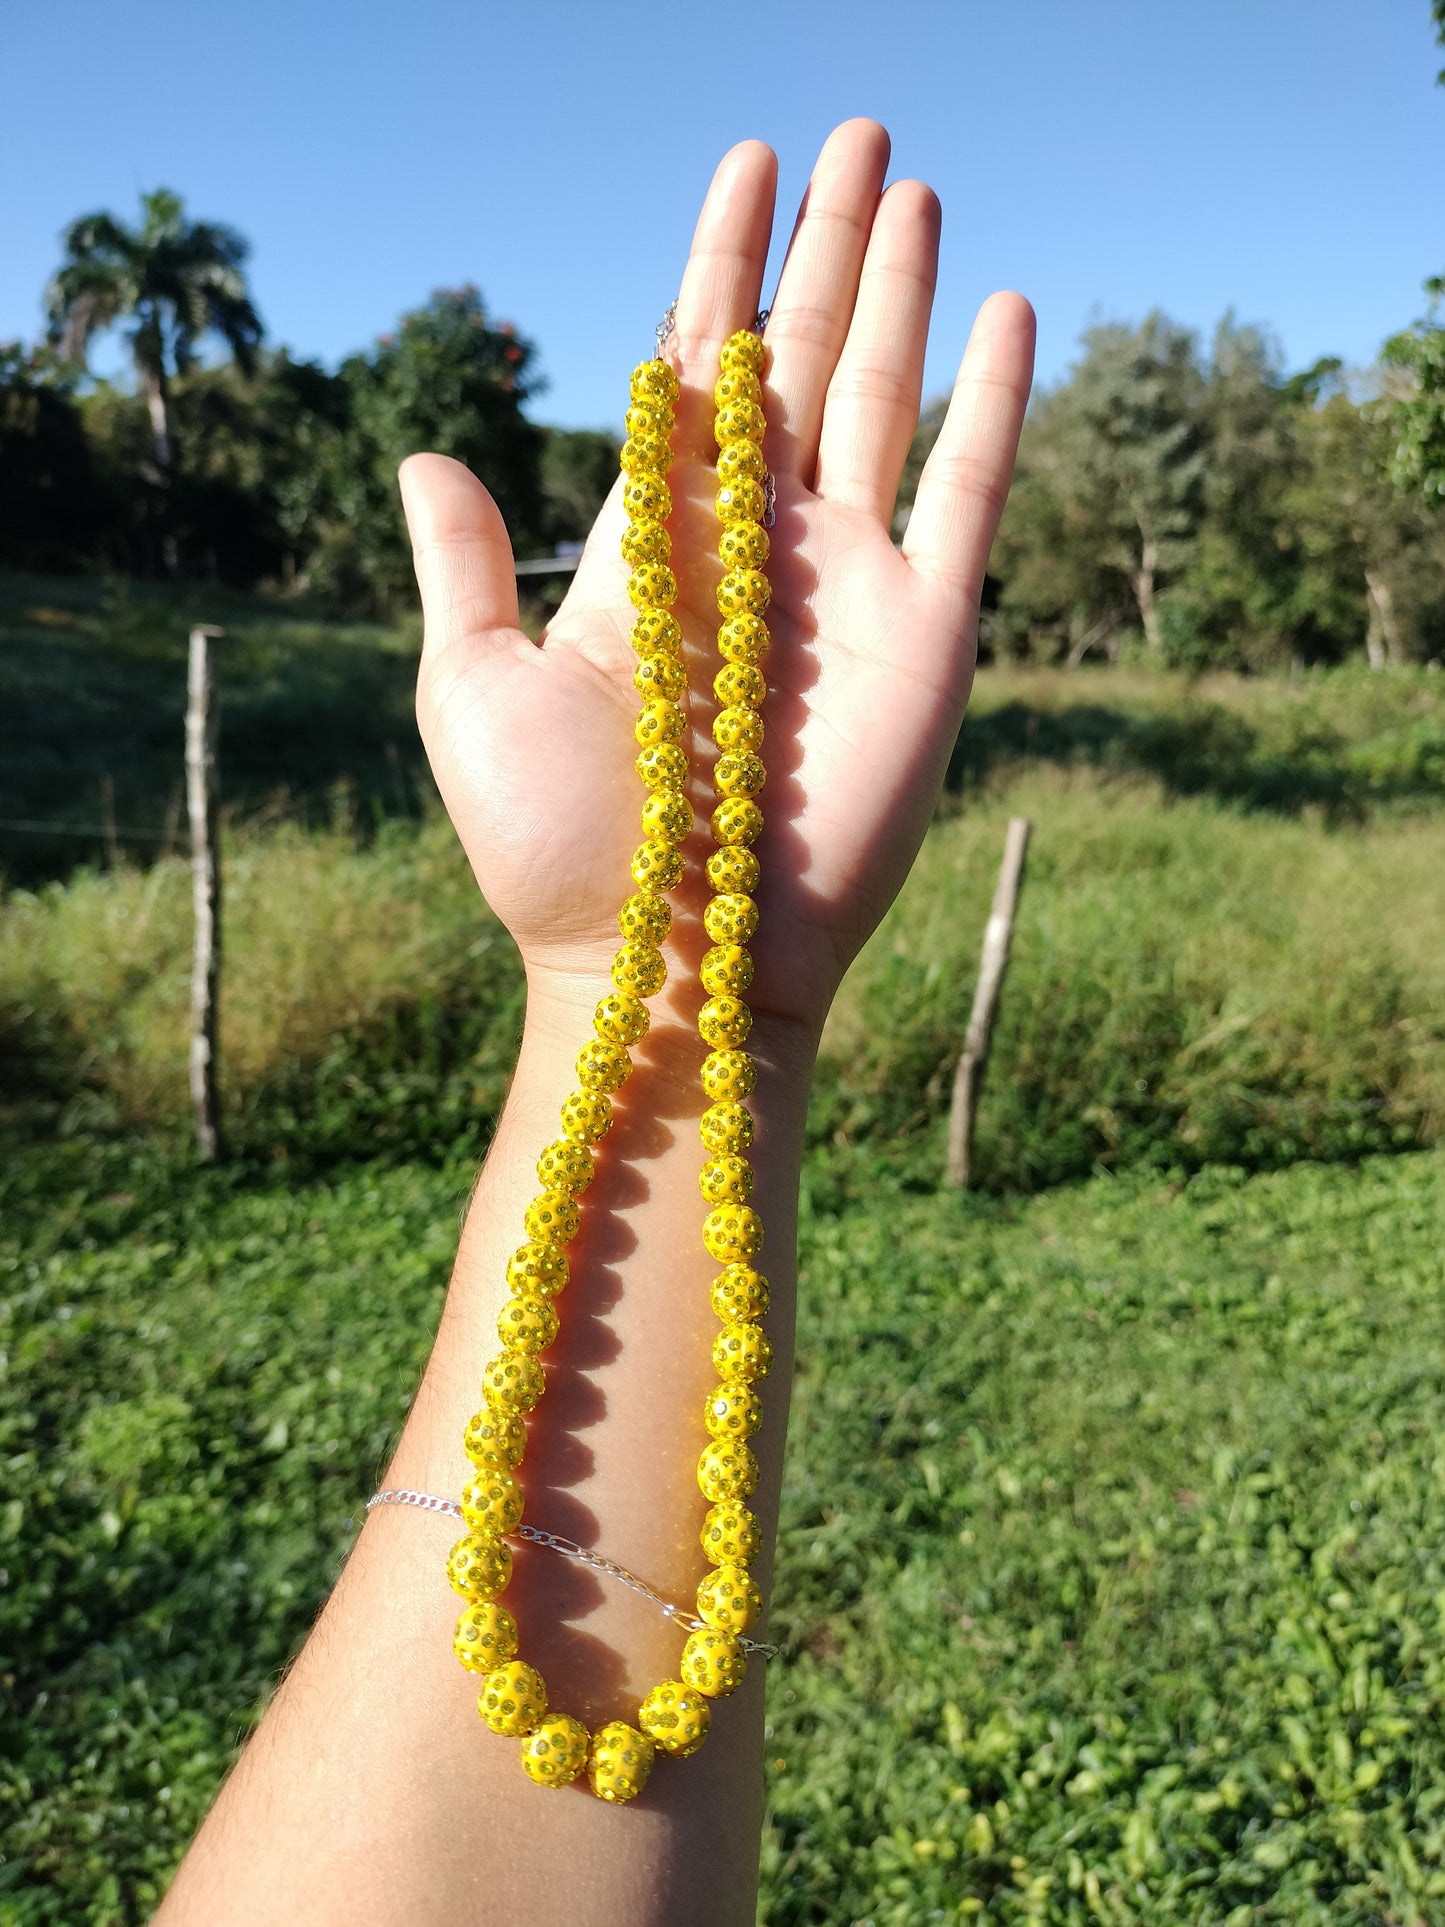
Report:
400,120,1034,1036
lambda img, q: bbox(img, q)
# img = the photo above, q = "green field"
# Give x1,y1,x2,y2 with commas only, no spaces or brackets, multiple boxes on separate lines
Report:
2,1140,1442,1923
2,597,1443,1923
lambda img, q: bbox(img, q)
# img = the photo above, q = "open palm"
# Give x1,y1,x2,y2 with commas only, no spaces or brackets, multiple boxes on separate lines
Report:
401,122,1034,1033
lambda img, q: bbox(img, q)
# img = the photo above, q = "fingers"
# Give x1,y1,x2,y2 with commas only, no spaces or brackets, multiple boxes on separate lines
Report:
902,292,1037,605
812,179,941,524
670,139,777,381
762,119,891,484
398,454,522,662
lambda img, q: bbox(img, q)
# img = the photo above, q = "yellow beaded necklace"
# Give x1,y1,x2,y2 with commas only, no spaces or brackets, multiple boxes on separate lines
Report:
444,321,774,1803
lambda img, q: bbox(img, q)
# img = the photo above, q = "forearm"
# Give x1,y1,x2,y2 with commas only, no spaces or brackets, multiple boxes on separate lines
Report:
160,962,819,1926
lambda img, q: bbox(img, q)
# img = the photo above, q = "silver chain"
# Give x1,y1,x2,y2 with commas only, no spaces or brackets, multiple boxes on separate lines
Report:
655,302,677,359
366,1488,781,1659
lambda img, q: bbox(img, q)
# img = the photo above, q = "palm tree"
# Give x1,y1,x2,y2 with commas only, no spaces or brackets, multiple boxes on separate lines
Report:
46,187,263,475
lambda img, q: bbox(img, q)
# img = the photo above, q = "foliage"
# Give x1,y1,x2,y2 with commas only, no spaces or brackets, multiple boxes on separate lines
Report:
0,348,109,572
318,286,549,608
0,1133,1441,1921
897,314,1445,672
1384,280,1445,513
45,188,262,478
3,659,1441,1191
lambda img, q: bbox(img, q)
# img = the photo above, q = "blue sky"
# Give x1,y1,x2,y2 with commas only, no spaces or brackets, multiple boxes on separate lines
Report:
2,0,1441,428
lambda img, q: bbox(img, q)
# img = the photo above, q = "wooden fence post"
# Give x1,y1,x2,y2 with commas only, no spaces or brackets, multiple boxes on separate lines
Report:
944,816,1032,1189
186,625,225,1161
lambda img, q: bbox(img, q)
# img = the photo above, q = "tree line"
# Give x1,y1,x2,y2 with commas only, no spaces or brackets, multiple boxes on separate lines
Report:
2,183,1443,666
0,189,616,605
904,312,1445,671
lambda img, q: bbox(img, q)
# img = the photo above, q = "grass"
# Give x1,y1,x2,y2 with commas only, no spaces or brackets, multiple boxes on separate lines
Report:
3,585,1444,1920
1,1138,1441,1923
0,569,562,884
5,762,1440,1189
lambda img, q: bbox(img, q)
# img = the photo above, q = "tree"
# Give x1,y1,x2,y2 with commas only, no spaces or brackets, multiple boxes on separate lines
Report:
1286,387,1445,666
1384,282,1445,510
45,188,262,478
990,314,1204,659
318,287,548,608
0,343,108,570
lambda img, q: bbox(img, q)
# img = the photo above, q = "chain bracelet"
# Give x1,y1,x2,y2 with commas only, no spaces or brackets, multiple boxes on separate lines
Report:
366,1488,781,1659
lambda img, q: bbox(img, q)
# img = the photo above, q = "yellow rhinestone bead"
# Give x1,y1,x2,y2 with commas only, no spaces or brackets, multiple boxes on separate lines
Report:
706,847,760,898
483,1351,546,1414
699,1153,753,1204
628,563,678,611
700,1500,761,1566
612,942,667,998
702,1048,757,1102
714,661,766,709
463,1405,527,1468
521,1712,590,1788
575,1038,633,1094
634,653,687,703
698,1438,758,1502
625,400,668,439
720,562,774,616
559,1090,612,1146
714,368,762,410
617,893,672,944
630,839,685,893
594,992,650,1048
720,328,766,375
716,614,770,665
621,474,672,522
635,743,689,792
462,1468,525,1535
703,1382,762,1443
620,432,673,477
588,1721,655,1803
497,1293,559,1355
447,1531,513,1602
703,1204,764,1264
507,1242,569,1297
696,1564,762,1635
713,1320,773,1383
718,521,770,571
704,893,760,944
713,753,766,801
715,478,766,523
453,1601,519,1673
710,1264,770,1322
635,698,685,748
715,399,765,445
700,1101,754,1156
700,944,755,997
718,438,767,483
639,1680,711,1758
537,1137,596,1194
713,705,765,755
523,1188,581,1246
480,1659,547,1737
631,359,680,406
698,993,752,1050
640,787,692,844
632,610,683,656
621,520,671,567
680,1627,747,1698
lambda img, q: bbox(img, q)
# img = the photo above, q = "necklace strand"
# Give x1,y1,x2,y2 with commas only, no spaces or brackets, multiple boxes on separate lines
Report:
443,318,773,1801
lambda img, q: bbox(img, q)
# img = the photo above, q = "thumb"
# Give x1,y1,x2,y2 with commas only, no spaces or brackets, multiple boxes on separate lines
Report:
398,453,522,662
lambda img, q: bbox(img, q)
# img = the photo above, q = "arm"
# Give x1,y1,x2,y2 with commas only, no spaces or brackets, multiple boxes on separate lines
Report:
158,119,1034,1926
